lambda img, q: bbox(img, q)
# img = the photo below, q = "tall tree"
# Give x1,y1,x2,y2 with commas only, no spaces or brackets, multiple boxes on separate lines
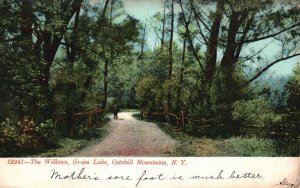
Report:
178,0,300,114
285,63,300,126
89,0,139,108
168,0,175,79
180,0,300,84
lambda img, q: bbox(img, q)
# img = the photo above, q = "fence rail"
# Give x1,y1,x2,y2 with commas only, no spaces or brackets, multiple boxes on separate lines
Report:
71,108,105,136
144,111,214,131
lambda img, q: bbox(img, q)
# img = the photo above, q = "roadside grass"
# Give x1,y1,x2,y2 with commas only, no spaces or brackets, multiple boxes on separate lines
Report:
35,116,110,157
133,114,278,157
133,114,223,156
216,137,277,157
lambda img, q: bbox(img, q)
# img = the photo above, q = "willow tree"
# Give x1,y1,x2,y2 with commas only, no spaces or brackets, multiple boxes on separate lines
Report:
0,0,83,120
179,0,300,118
87,0,139,109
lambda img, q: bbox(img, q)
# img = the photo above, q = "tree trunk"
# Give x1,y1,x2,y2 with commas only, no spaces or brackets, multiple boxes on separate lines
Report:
101,0,115,109
220,11,241,67
101,0,110,17
66,7,81,67
80,75,92,103
103,60,109,109
41,0,83,90
168,0,174,79
166,0,175,111
20,1,33,51
161,4,166,51
176,37,187,111
220,9,250,68
139,23,146,59
205,0,225,82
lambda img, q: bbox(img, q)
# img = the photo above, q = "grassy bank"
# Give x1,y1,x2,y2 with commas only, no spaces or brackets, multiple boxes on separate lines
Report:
34,117,110,157
133,114,221,156
133,114,278,157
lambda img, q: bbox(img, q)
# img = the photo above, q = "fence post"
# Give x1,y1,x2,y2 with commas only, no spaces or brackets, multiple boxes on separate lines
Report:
88,111,93,128
95,109,98,123
86,112,90,128
181,110,184,127
71,112,75,137
166,112,170,125
176,112,180,128
101,109,105,120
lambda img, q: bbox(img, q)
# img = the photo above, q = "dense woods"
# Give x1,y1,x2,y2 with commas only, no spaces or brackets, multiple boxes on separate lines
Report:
0,0,299,156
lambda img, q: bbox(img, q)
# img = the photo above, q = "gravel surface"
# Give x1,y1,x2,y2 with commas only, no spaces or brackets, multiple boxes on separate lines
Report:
72,112,177,156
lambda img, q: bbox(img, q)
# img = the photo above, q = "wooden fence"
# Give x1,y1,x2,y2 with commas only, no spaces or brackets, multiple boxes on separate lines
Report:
71,108,105,136
70,109,214,136
145,111,214,132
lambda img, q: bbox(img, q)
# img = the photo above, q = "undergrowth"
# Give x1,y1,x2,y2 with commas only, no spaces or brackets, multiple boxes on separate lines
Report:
133,114,278,157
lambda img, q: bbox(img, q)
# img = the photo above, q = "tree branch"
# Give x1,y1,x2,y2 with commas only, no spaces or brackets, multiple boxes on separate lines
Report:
101,0,110,18
189,2,208,44
234,13,254,60
179,0,205,73
242,22,300,44
239,39,274,64
148,20,163,43
148,19,170,51
189,1,211,33
244,53,300,86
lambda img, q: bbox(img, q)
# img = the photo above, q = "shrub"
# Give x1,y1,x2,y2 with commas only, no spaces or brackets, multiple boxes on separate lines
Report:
0,118,59,156
36,119,59,145
232,97,280,126
135,75,161,110
269,117,299,156
232,97,282,137
0,118,19,156
217,137,277,156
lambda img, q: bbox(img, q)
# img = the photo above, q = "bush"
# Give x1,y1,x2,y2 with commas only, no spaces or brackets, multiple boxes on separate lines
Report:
232,97,282,137
183,121,224,138
217,137,277,156
268,117,299,156
0,118,59,156
0,118,19,156
135,75,161,110
36,119,59,145
232,97,281,126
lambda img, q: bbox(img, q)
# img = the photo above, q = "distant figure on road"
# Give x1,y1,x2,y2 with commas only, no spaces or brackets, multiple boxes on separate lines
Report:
113,105,119,120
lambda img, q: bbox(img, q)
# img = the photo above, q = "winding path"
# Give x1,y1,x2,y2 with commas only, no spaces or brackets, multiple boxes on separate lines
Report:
72,112,177,156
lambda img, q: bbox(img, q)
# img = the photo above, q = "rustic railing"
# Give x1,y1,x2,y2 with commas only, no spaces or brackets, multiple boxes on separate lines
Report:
71,108,105,136
144,111,214,132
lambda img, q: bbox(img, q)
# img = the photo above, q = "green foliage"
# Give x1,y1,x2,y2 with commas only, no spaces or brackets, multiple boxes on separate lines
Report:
137,50,170,79
108,57,140,108
270,64,300,156
183,121,219,138
211,68,250,114
1,0,299,157
37,138,88,157
217,137,277,156
135,75,161,109
0,0,140,156
0,118,59,157
161,78,185,110
37,121,109,157
182,68,251,137
0,119,19,156
268,119,299,156
285,64,300,117
232,97,281,127
36,119,59,145
135,113,278,156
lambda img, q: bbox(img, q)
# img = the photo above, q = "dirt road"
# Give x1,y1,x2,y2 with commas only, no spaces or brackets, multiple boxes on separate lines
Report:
72,112,177,156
